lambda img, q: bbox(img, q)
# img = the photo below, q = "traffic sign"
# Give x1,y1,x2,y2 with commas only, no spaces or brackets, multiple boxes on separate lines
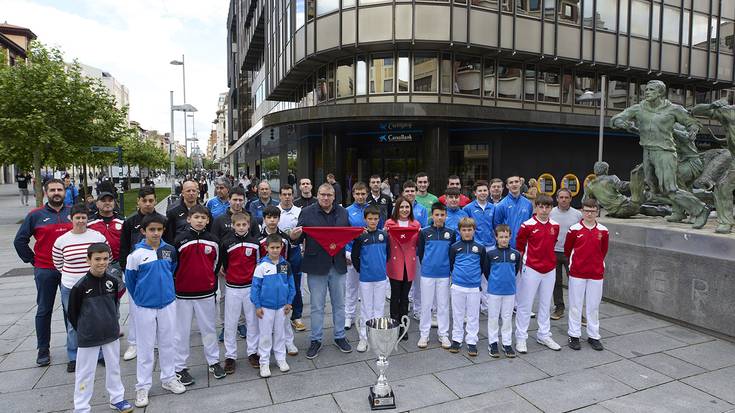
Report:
90,146,118,153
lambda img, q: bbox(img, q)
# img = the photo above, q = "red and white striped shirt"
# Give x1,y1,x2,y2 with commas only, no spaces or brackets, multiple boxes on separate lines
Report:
52,229,107,288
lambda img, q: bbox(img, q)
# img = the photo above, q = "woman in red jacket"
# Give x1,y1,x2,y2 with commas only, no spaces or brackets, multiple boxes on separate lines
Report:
384,196,421,340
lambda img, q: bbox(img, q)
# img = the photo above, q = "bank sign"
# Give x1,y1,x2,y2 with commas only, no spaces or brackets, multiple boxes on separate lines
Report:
378,122,420,143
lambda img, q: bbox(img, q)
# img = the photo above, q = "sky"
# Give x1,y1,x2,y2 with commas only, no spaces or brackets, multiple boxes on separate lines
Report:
3,0,229,152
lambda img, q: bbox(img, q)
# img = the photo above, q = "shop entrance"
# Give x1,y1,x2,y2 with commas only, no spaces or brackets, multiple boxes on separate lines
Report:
345,138,419,191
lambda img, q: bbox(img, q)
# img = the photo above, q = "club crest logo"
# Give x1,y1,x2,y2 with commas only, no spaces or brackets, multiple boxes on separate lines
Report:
510,253,516,261
161,250,172,261
472,246,479,253
115,223,122,230
105,280,114,292
381,198,386,204
329,243,337,250
550,227,556,236
279,264,288,273
444,232,450,239
204,246,213,255
245,248,253,256
597,232,603,240
378,234,384,241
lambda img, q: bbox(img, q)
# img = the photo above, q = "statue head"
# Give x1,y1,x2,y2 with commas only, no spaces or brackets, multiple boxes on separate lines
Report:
593,161,610,175
644,80,667,102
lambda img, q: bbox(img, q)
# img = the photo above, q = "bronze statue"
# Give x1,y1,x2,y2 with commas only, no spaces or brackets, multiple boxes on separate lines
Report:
584,162,644,218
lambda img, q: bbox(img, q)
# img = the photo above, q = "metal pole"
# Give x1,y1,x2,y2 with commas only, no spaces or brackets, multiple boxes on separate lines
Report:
598,75,606,163
170,91,176,195
181,54,188,174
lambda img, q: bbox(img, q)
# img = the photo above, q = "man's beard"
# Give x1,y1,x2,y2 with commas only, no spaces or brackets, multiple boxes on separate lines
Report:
48,196,63,208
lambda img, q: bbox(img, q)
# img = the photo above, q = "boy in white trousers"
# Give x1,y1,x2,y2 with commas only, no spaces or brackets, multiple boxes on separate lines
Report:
351,206,390,352
345,182,370,331
252,234,296,378
485,225,521,358
68,243,133,413
564,199,609,351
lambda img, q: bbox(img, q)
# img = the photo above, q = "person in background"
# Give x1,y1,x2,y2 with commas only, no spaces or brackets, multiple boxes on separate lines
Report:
489,178,504,205
294,177,316,208
206,177,231,219
63,174,79,206
438,176,472,207
327,173,343,206
16,170,32,206
414,172,439,212
198,177,209,203
368,175,392,227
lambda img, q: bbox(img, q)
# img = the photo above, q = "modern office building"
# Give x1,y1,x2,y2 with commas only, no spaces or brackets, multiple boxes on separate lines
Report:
226,0,734,201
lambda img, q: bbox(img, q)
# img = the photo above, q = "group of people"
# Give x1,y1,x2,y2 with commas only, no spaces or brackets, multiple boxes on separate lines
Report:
14,170,609,412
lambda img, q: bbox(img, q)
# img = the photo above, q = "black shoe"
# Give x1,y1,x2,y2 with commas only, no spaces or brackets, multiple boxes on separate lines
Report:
489,342,500,358
176,368,195,386
334,338,352,353
238,324,247,339
247,354,260,369
502,345,516,358
67,360,76,373
224,358,236,374
467,344,478,357
306,340,322,359
588,338,604,351
36,348,50,366
568,336,581,351
209,362,227,379
448,341,461,353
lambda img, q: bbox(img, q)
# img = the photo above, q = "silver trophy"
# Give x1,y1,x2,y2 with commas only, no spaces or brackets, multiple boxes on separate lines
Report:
366,315,409,410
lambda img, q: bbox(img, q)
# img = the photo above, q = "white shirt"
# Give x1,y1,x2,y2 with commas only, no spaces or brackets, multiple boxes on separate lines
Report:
278,204,301,232
550,206,583,252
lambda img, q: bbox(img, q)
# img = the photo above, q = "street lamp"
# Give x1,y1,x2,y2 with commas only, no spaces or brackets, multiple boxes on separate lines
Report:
169,91,197,198
576,75,607,162
170,55,189,168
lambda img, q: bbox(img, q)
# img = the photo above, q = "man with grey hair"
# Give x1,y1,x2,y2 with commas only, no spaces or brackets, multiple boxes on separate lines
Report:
246,180,279,229
206,177,231,219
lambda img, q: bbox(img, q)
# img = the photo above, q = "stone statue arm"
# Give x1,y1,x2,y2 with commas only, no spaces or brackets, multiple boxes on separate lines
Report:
672,106,700,141
689,103,715,118
610,175,630,192
610,106,640,134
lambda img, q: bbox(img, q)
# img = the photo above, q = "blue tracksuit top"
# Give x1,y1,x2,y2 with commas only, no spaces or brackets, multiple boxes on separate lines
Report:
124,240,178,309
351,229,390,282
445,207,469,232
206,197,230,219
251,256,296,310
463,200,496,249
449,239,489,289
247,198,279,227
345,202,368,253
486,246,521,295
417,225,456,278
412,201,428,228
493,193,533,248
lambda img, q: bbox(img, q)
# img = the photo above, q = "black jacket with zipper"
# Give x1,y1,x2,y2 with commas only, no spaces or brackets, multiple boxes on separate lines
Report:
67,272,120,347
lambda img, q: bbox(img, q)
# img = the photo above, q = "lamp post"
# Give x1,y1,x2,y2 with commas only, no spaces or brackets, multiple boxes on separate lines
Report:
577,75,607,163
169,93,198,199
170,55,188,167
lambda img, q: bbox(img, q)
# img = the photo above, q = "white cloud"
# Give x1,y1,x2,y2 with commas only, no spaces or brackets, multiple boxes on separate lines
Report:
3,0,229,152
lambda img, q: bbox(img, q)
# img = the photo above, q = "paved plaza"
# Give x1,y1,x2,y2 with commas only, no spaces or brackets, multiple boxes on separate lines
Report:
1,184,735,412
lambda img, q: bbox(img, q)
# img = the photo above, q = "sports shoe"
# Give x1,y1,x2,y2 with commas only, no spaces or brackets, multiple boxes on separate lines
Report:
537,337,562,351
448,340,461,353
176,369,195,386
306,340,322,359
550,307,564,320
259,364,271,378
431,314,438,328
162,378,186,394
581,316,587,326
568,336,581,350
467,344,478,357
238,324,248,339
218,329,224,342
489,342,500,358
286,342,299,356
224,358,236,374
588,337,604,351
502,345,516,358
67,360,76,373
291,319,306,331
334,338,352,353
344,318,353,330
110,399,134,413
417,336,429,349
36,348,50,366
516,340,528,354
439,336,452,349
209,362,226,379
356,339,368,352
123,345,137,361
134,389,149,408
248,353,260,369
277,359,290,372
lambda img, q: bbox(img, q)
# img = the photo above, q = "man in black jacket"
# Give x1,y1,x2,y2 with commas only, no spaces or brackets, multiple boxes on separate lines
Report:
165,179,201,244
293,178,317,208
367,174,392,227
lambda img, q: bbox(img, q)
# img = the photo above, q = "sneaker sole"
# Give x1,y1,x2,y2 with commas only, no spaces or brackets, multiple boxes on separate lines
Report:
122,355,136,361
448,348,460,353
110,404,134,413
489,352,500,358
224,368,235,374
536,339,562,351
467,352,478,357
134,401,149,408
162,385,186,394
287,351,299,356
503,352,516,358
210,372,227,379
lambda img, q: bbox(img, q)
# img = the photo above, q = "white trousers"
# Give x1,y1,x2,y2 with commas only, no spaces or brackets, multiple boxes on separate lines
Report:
568,277,603,340
358,281,387,341
126,299,137,346
345,264,360,320
482,246,497,312
450,287,481,345
174,297,220,370
487,294,515,346
74,339,124,413
409,262,422,314
283,309,295,346
135,302,177,391
419,277,449,338
515,267,555,342
224,286,259,359
258,307,286,365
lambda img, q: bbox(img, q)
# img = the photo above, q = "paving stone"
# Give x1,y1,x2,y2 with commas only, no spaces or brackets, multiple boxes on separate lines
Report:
413,387,541,413
266,361,376,403
0,366,45,393
435,358,548,398
0,346,67,371
0,323,33,341
601,314,671,335
14,332,67,352
512,369,635,413
598,302,635,318
365,347,472,381
602,330,688,358
519,345,621,376
0,302,36,315
211,354,315,387
631,353,706,380
312,334,402,369
570,406,615,413
652,325,717,345
600,381,733,413
0,337,23,355
242,394,340,413
682,366,735,404
145,378,272,412
665,340,735,371
593,359,672,390
333,373,457,413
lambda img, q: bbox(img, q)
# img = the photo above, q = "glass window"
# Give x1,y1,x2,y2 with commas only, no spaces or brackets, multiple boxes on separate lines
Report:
538,69,560,102
441,53,452,94
360,0,390,4
370,54,394,94
317,0,338,16
328,63,335,99
449,145,489,193
472,0,498,9
454,55,482,96
620,0,629,33
413,53,438,93
596,0,617,31
356,57,367,96
628,80,638,106
630,0,649,37
721,18,735,52
652,4,660,40
343,0,355,7
607,77,628,109
497,63,522,100
398,54,410,92
517,0,543,17
317,66,328,103
307,0,315,20
695,87,711,104
562,72,574,104
575,72,598,106
559,0,580,24
693,13,709,48
483,59,496,98
683,11,690,45
668,85,686,105
662,6,681,43
543,0,555,19
285,0,292,37
336,59,354,98
295,0,305,29
583,0,593,28
525,65,536,101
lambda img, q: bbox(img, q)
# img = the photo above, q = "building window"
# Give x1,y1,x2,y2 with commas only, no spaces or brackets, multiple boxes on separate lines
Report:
538,69,560,102
517,0,543,17
669,85,686,105
497,63,522,100
295,0,305,29
583,0,593,28
449,144,489,194
307,0,315,20
356,56,367,96
343,0,355,7
559,1,579,24
652,3,660,41
619,0,629,33
524,65,536,101
575,72,598,106
317,66,328,102
398,53,410,92
370,54,394,94
317,0,338,15
336,59,355,98
716,18,735,53
596,0,617,31
607,77,629,109
561,72,574,105
440,53,452,94
471,0,497,9
630,0,650,38
695,87,711,104
483,59,496,98
360,0,389,5
662,6,681,43
413,53,438,93
693,12,709,48
454,55,482,96
328,63,335,99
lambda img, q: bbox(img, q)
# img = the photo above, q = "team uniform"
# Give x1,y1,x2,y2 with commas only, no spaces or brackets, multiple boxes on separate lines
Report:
464,200,497,313
549,206,583,313
88,212,126,296
416,225,456,342
449,239,489,348
486,246,521,348
344,202,369,328
206,197,230,219
407,201,429,317
351,229,390,343
165,200,202,244
367,192,392,228
415,192,439,212
493,193,533,248
444,206,469,232
277,204,304,322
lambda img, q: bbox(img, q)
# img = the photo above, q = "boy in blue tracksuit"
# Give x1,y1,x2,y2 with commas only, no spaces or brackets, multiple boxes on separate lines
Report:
486,224,521,359
344,182,370,331
351,206,390,353
493,175,533,249
444,188,469,232
416,202,456,350
251,233,296,378
124,214,186,408
448,217,489,357
463,180,496,314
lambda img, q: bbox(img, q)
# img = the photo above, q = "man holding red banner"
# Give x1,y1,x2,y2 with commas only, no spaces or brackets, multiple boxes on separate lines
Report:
290,183,362,359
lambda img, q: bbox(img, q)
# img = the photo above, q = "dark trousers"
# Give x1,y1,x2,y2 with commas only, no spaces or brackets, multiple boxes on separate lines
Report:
553,252,569,309
291,272,303,319
34,268,63,349
389,276,412,322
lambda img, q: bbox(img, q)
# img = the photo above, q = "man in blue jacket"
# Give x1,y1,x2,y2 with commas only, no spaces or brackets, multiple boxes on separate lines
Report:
344,182,370,331
493,175,533,249
247,181,279,230
463,180,496,314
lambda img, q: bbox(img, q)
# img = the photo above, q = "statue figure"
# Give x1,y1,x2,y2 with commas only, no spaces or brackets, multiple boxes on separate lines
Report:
669,124,704,223
610,80,710,229
584,161,644,218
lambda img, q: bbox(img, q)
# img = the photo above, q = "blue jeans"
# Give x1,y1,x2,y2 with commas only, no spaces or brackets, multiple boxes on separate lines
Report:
307,267,346,342
34,268,62,350
60,285,78,361
291,272,303,319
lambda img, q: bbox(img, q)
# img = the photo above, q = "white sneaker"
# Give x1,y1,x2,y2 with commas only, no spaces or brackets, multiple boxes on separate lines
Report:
286,342,299,356
123,345,137,361
417,336,429,349
439,336,452,349
356,339,368,353
135,389,149,407
162,378,186,394
431,314,438,328
344,318,353,330
537,337,561,351
516,340,528,354
260,364,271,378
276,360,290,372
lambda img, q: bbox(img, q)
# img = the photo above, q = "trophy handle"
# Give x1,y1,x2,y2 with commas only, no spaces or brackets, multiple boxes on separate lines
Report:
394,315,410,350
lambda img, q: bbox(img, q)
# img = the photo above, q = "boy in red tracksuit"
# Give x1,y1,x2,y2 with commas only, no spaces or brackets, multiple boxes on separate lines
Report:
514,194,561,354
217,212,261,372
564,199,609,352
172,205,225,385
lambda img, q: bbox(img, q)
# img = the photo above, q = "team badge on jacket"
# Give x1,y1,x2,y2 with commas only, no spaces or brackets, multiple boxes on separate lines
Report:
444,232,450,239
378,234,384,241
105,280,114,292
472,246,479,253
204,246,213,255
245,248,253,256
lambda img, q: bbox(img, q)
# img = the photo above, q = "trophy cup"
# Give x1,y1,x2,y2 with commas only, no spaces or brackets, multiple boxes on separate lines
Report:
366,315,409,410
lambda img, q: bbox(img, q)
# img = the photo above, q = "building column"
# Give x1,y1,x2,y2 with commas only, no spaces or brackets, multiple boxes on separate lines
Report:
424,125,449,193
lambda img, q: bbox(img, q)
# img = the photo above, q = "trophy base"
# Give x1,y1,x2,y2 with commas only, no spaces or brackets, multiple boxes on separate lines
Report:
368,387,396,410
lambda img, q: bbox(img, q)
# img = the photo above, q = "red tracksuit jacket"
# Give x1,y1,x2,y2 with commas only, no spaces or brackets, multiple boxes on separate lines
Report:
219,231,259,288
87,213,124,261
564,221,609,280
516,216,559,274
174,227,219,299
